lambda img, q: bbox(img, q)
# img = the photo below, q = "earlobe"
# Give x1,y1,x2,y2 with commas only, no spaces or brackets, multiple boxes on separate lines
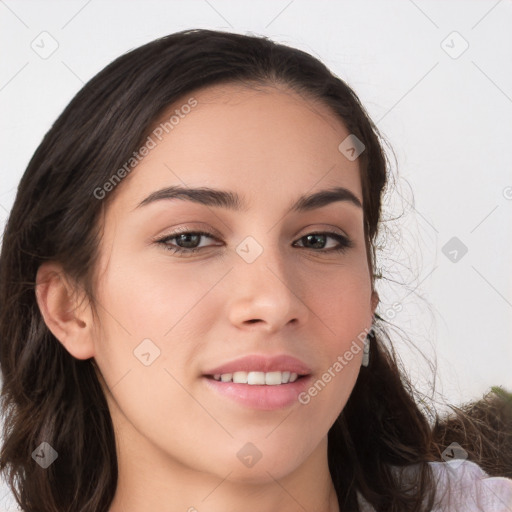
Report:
371,290,380,316
35,262,95,360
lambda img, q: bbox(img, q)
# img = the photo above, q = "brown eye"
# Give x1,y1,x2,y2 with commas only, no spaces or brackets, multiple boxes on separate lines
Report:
294,232,354,253
156,230,218,254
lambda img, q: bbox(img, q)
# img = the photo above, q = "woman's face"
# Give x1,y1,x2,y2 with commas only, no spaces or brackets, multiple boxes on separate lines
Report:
90,83,378,483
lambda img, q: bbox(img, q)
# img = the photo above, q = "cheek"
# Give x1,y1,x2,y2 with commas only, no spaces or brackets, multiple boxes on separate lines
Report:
91,251,226,391
98,249,212,334
294,272,370,423
91,256,214,447
301,256,373,329
300,261,372,383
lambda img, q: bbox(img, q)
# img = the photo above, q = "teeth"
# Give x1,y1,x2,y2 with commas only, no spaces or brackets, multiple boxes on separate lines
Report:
234,371,248,384
211,371,300,385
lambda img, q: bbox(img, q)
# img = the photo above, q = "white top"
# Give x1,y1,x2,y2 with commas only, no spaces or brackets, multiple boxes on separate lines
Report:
357,460,512,511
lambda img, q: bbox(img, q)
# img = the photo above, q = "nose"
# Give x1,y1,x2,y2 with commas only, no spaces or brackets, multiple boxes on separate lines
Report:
226,240,310,334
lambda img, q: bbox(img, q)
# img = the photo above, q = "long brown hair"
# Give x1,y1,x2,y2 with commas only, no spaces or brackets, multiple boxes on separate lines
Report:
0,28,504,511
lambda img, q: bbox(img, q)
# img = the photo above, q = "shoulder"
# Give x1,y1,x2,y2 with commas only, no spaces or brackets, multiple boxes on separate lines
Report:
427,459,512,511
357,460,512,512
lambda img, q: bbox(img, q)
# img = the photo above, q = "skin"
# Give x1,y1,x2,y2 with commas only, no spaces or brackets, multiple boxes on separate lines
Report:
36,83,379,512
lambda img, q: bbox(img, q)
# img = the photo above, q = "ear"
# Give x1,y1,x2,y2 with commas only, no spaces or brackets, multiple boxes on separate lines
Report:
35,261,95,360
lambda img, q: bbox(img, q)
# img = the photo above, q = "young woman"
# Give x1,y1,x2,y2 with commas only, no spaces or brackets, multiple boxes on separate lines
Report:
0,29,511,512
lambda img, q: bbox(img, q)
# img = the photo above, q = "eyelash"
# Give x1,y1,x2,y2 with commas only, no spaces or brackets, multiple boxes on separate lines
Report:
155,230,354,256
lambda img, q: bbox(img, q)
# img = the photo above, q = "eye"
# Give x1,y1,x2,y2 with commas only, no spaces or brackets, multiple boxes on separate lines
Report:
156,230,219,255
155,230,354,256
293,232,354,253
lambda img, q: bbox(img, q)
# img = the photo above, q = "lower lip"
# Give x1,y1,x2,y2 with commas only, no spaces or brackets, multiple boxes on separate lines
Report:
202,375,313,411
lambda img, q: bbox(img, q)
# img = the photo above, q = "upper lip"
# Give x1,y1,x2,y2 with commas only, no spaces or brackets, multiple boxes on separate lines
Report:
203,354,312,376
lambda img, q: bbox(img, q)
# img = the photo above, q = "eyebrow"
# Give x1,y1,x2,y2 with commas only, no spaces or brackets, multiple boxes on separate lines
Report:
135,185,362,213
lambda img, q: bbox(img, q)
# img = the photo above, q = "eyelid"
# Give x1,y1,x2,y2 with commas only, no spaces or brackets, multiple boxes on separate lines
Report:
150,223,223,243
297,224,349,237
153,223,349,241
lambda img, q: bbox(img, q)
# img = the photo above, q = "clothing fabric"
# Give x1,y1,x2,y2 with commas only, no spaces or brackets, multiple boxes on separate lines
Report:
357,460,512,511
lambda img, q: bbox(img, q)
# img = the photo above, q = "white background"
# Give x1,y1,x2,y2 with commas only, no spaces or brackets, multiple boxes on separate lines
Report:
1,0,511,509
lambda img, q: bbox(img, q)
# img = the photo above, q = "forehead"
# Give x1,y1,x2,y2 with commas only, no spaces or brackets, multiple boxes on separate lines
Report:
111,83,363,214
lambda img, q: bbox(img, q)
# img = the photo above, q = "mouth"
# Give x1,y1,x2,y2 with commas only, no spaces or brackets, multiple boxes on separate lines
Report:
204,370,308,385
202,372,313,411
